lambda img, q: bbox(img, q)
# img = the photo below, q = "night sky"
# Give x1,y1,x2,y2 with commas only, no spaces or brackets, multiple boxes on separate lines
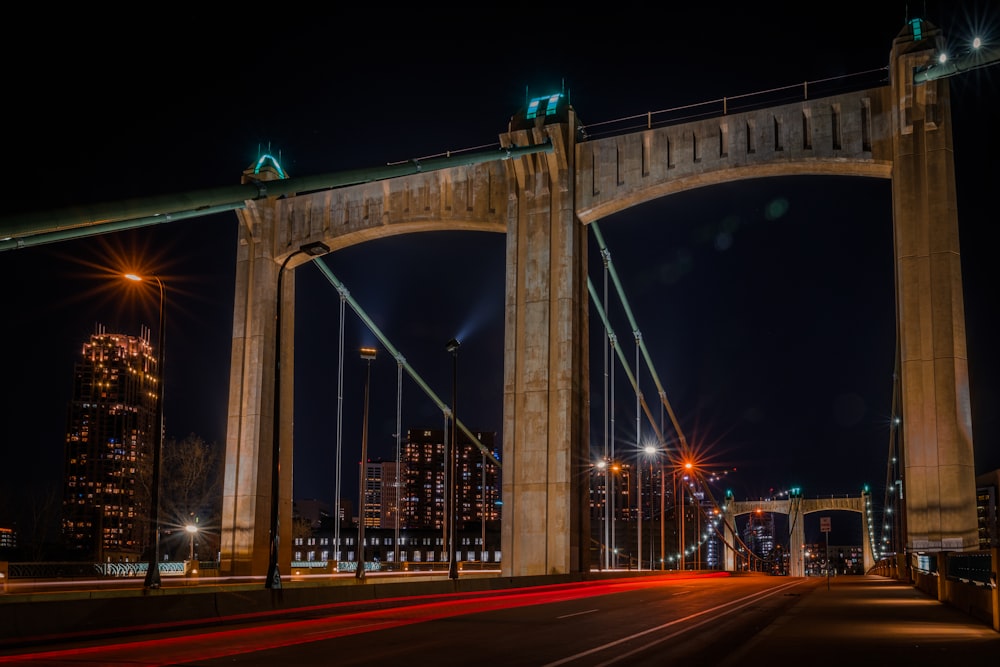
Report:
2,3,998,547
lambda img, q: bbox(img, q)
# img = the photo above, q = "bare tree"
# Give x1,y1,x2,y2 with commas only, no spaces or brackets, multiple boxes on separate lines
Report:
158,433,223,560
24,483,63,561
0,482,62,561
292,516,314,545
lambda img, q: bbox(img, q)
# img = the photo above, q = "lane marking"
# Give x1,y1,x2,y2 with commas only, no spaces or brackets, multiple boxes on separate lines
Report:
542,578,808,667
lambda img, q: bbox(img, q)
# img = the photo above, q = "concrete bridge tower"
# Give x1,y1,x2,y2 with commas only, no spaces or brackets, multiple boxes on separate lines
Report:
498,98,591,577
889,19,979,554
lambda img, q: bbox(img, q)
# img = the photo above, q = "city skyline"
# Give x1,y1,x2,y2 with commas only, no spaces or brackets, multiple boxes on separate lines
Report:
2,3,998,551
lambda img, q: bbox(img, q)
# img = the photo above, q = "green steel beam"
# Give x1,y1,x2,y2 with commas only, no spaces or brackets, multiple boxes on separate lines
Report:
0,141,553,252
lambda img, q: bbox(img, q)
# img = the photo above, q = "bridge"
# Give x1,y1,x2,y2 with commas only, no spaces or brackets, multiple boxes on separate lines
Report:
0,17,993,583
723,490,876,576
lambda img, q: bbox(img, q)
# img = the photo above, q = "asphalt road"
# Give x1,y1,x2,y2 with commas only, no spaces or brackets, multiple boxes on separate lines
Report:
0,573,817,666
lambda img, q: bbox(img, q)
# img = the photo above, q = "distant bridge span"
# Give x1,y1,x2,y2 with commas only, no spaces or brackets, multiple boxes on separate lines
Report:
723,492,876,576
219,18,977,579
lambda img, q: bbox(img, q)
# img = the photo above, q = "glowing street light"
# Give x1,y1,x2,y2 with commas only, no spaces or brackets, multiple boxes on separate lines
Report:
643,444,659,570
678,460,693,571
124,272,165,590
185,522,198,561
594,459,611,569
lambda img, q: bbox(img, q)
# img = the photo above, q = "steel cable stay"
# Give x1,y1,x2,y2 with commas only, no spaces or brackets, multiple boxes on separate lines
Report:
589,222,688,460
587,277,666,451
309,258,499,468
589,223,765,570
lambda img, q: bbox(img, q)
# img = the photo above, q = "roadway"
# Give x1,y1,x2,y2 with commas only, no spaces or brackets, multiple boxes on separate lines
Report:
1,572,997,666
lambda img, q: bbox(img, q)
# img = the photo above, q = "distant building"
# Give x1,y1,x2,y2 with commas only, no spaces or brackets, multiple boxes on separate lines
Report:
0,525,16,551
292,524,501,569
380,461,401,530
61,326,159,563
292,427,500,566
362,459,384,528
401,428,500,530
744,509,775,560
804,543,864,575
588,462,727,571
975,469,999,549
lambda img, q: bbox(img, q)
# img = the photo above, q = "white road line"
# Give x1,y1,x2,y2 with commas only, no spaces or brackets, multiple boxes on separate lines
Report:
557,609,600,620
542,579,806,667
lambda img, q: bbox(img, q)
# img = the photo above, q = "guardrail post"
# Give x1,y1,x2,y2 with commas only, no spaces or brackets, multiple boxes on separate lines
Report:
937,552,948,602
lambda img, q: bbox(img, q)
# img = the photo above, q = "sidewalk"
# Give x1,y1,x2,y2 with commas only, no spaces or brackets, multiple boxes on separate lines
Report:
721,575,1000,666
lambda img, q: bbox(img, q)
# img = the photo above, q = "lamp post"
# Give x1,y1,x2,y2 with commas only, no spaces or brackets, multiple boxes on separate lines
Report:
595,459,611,569
481,448,486,567
125,272,165,590
185,523,198,561
446,338,460,580
267,240,331,590
678,461,693,570
643,444,657,570
636,452,642,571
357,346,377,581
611,462,631,568
659,454,666,570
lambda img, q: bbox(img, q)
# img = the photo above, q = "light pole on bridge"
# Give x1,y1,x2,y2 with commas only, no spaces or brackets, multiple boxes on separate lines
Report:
124,272,166,590
446,338,461,580
267,240,331,590
356,346,377,582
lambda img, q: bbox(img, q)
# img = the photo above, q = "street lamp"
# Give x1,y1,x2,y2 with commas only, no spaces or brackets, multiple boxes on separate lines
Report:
357,346,377,582
643,444,657,571
611,462,631,568
595,459,611,569
125,272,165,590
446,338,460,580
636,453,642,571
267,240,331,590
678,461,693,570
185,522,198,561
481,448,487,567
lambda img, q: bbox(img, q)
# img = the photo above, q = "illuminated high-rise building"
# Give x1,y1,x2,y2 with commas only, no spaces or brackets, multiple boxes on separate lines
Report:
361,459,384,528
401,428,500,530
380,460,401,529
744,509,775,560
61,326,159,562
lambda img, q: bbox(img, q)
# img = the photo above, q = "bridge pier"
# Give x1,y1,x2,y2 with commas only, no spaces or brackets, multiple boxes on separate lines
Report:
499,107,591,577
889,21,979,552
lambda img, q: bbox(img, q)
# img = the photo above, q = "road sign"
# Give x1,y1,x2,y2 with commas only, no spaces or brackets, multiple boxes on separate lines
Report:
820,517,831,533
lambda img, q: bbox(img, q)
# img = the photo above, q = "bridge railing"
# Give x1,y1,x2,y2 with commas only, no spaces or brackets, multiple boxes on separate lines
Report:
579,67,889,141
947,550,996,587
1,559,218,582
872,549,999,631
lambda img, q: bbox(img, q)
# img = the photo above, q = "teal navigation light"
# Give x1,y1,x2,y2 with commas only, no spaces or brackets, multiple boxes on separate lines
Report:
254,153,287,179
526,93,563,120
